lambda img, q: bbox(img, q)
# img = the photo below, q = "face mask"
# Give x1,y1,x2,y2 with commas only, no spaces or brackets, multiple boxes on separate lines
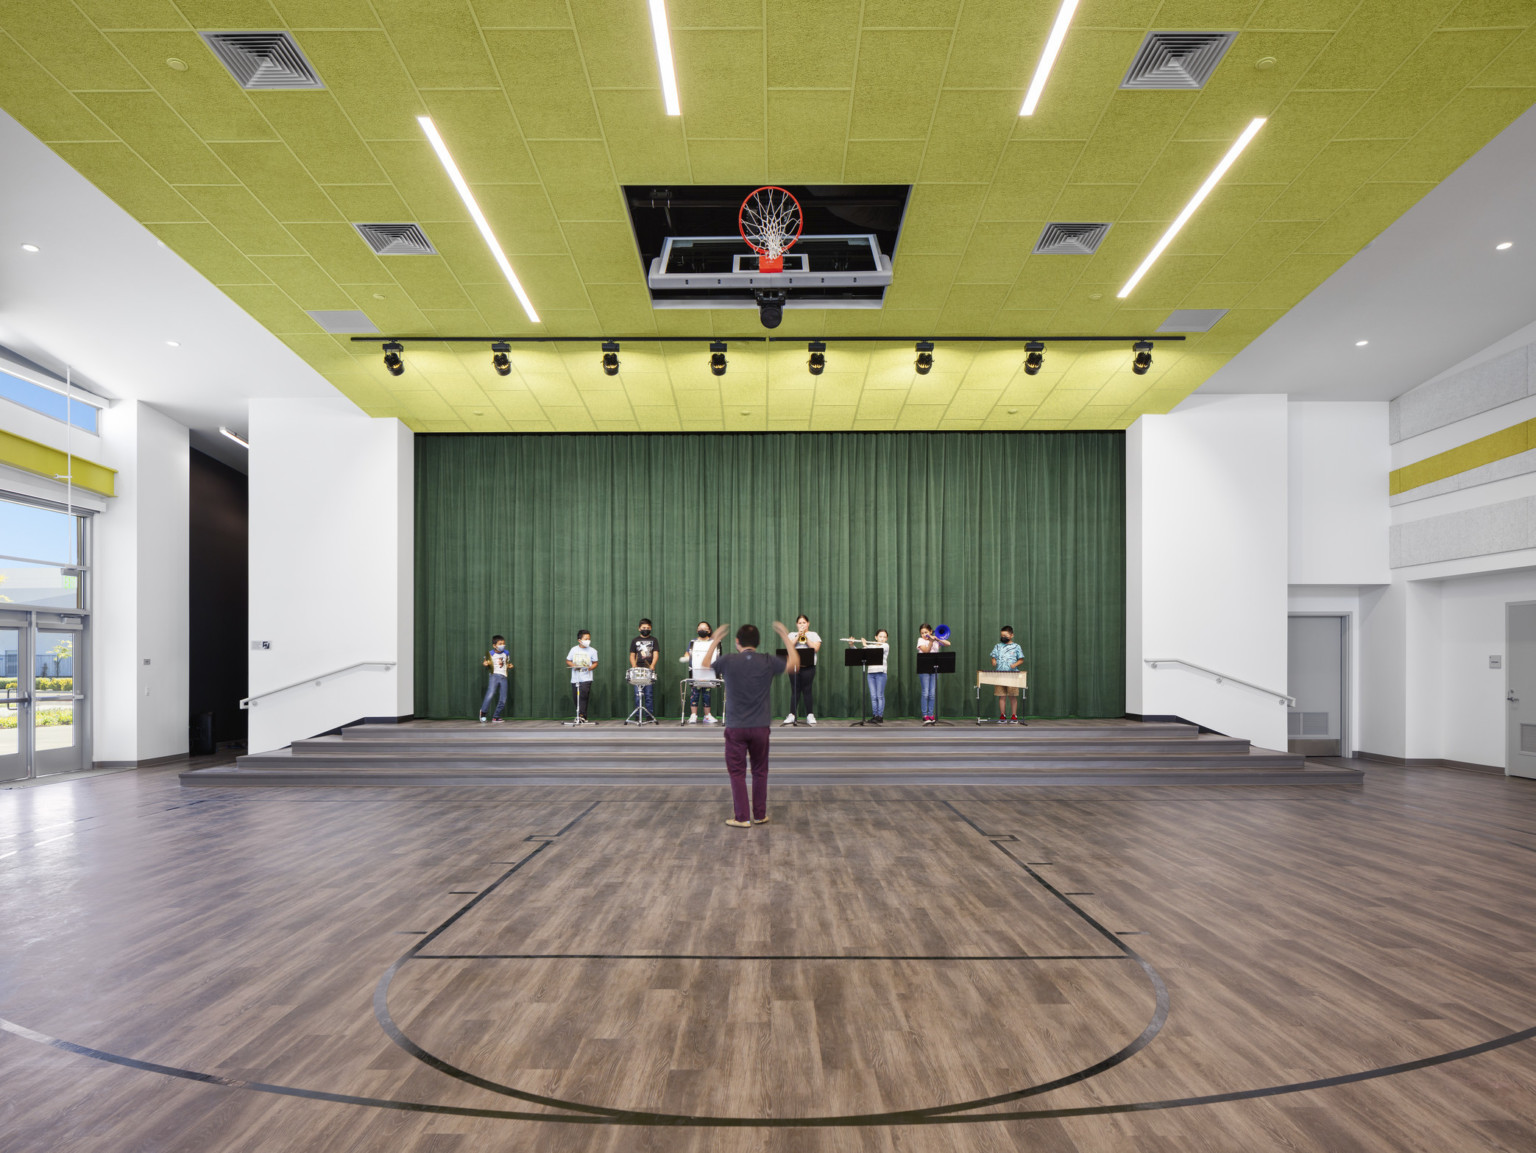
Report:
640,629,650,636
1000,635,1011,642
579,639,590,647
494,644,505,651
698,628,709,637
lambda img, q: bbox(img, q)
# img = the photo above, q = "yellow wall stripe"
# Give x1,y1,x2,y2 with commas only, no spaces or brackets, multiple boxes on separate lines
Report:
0,429,116,497
1391,417,1536,495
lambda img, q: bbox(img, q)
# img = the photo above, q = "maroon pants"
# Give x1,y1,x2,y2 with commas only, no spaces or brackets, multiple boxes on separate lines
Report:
723,726,771,822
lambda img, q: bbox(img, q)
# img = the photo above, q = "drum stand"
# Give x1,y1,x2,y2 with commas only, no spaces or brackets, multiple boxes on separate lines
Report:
625,680,656,726
562,678,597,727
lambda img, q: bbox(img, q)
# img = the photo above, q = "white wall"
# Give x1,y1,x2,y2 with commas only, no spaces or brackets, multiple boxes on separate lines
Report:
1127,394,1290,749
91,400,189,764
247,398,412,753
1289,402,1391,585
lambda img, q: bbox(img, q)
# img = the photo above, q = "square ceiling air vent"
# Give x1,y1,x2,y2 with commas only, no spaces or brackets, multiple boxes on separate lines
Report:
1033,222,1112,255
307,310,379,334
353,223,436,256
1158,308,1228,333
199,32,324,90
1121,32,1236,89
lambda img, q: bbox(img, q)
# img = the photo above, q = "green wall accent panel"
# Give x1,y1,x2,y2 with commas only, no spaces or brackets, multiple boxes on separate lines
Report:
415,431,1125,721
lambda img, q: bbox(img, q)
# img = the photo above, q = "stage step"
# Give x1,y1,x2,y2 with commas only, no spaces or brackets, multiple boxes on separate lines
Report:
179,718,1362,788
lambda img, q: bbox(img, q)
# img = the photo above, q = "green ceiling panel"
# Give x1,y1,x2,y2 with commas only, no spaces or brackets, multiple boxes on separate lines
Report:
2,0,1532,434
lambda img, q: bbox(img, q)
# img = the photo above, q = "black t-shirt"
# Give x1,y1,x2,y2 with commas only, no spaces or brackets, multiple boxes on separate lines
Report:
629,635,659,668
714,650,788,728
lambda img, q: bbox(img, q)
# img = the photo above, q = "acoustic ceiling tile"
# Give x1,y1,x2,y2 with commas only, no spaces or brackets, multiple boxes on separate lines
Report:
571,0,664,88
1340,29,1521,142
5,8,149,92
414,90,539,183
0,39,114,143
1002,258,1091,311
950,0,1044,89
1173,183,1287,252
103,32,276,141
270,0,381,27
562,222,645,283
415,221,502,282
257,91,390,185
1296,180,1437,253
145,221,270,284
1296,2,1450,90
293,31,424,140
365,140,472,222
208,140,343,221
1263,138,1412,222
766,0,861,88
74,91,234,185
344,290,427,332
75,0,190,28
586,284,658,332
50,141,200,221
219,283,321,333
955,223,1039,284
593,91,692,181
921,91,1020,185
370,0,499,90
1370,86,1536,184
768,90,851,183
674,30,765,138
1014,29,1149,140
980,140,1086,221
529,142,625,221
485,30,603,141
897,183,987,254
1473,20,1536,85
470,0,570,28
1069,96,1199,186
848,31,949,139
1034,390,1093,421
1047,183,1137,221
841,140,922,183
381,257,474,310
465,184,564,255
886,254,962,309
1202,219,1316,282
1121,255,1223,308
682,138,766,183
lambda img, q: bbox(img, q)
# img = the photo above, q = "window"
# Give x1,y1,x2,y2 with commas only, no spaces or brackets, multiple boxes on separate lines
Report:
0,368,99,434
0,497,88,611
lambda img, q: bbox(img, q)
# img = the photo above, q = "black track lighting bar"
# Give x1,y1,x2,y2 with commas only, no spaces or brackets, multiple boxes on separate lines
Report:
353,334,1186,345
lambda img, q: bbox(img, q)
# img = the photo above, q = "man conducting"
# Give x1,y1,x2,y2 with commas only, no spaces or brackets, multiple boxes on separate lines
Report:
701,620,799,828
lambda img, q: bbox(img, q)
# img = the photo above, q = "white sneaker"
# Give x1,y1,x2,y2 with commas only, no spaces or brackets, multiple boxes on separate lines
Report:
783,713,796,726
806,713,817,725
704,715,718,725
688,714,698,725
478,715,487,723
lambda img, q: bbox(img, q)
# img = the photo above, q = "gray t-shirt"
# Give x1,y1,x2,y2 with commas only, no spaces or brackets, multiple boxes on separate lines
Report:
713,650,788,729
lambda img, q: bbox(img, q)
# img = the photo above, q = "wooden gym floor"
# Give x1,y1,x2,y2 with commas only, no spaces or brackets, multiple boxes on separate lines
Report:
1,761,1534,1151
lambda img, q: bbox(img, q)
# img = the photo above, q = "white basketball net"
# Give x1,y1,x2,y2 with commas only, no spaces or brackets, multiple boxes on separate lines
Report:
740,187,802,259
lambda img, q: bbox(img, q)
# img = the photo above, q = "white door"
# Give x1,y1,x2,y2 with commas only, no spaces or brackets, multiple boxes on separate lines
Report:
1288,615,1344,757
1508,603,1536,779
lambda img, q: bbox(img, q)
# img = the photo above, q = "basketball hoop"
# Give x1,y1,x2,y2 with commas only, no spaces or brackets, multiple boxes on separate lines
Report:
739,186,802,274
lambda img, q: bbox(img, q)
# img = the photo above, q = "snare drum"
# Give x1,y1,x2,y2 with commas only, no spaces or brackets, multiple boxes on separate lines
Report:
626,666,656,686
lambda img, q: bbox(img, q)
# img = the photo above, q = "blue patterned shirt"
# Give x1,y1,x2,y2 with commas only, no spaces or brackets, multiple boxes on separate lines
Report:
990,641,1023,671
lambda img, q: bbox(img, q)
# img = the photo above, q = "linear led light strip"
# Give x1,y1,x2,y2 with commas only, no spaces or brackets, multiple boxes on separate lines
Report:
1020,0,1080,116
648,0,681,116
417,116,540,324
1118,117,1267,299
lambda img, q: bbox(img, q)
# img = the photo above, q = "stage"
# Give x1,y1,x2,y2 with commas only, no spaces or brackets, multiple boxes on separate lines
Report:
181,718,1361,788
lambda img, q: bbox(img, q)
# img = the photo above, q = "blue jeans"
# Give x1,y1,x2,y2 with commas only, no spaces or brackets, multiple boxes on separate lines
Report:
867,671,887,717
919,672,937,717
480,673,507,718
689,686,712,709
635,683,655,717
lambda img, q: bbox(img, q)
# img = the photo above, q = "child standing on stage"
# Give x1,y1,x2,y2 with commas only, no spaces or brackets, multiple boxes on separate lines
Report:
854,629,890,723
990,625,1025,724
565,629,598,722
783,614,822,726
479,634,512,723
916,622,950,726
683,620,719,725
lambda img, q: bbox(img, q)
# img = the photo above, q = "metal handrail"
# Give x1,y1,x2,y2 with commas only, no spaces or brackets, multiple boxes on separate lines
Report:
1144,659,1295,706
240,661,396,709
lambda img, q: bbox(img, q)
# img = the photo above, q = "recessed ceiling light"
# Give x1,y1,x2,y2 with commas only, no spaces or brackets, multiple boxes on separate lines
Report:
166,57,188,71
417,117,540,324
165,340,180,347
1019,0,1081,116
1355,340,1368,347
1496,241,1513,251
648,0,682,116
1118,117,1266,298
20,243,39,252
219,427,249,448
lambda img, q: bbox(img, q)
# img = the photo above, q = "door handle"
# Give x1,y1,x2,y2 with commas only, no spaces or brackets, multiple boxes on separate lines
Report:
1510,695,1520,703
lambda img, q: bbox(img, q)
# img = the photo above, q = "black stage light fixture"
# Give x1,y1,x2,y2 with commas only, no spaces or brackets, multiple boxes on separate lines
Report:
807,340,826,376
1132,340,1153,375
1024,340,1044,376
601,340,620,376
382,341,404,376
491,341,511,376
914,340,934,375
710,340,728,377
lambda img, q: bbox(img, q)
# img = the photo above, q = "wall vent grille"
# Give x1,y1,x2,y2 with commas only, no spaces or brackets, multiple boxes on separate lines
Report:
200,32,324,89
1158,308,1228,333
1032,222,1111,256
353,223,436,256
1121,32,1236,90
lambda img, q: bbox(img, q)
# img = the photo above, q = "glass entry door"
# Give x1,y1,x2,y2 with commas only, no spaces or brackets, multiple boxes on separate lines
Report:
0,620,23,782
0,611,88,781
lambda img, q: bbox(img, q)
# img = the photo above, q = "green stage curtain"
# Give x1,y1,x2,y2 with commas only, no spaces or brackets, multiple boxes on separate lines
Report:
415,432,1124,721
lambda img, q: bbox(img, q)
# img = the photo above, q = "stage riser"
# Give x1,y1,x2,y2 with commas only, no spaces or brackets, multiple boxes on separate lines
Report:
332,723,1203,742
184,767,1361,788
239,754,1305,772
287,739,1257,759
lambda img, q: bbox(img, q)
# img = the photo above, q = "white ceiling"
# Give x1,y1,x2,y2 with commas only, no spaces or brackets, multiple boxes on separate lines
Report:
1198,102,1536,404
0,108,340,472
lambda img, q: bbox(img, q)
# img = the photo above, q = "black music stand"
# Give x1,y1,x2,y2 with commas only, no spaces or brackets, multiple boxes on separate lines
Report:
916,651,957,726
844,647,883,726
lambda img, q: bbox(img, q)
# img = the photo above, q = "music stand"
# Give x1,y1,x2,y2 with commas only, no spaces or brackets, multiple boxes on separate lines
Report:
844,647,883,726
916,651,957,726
